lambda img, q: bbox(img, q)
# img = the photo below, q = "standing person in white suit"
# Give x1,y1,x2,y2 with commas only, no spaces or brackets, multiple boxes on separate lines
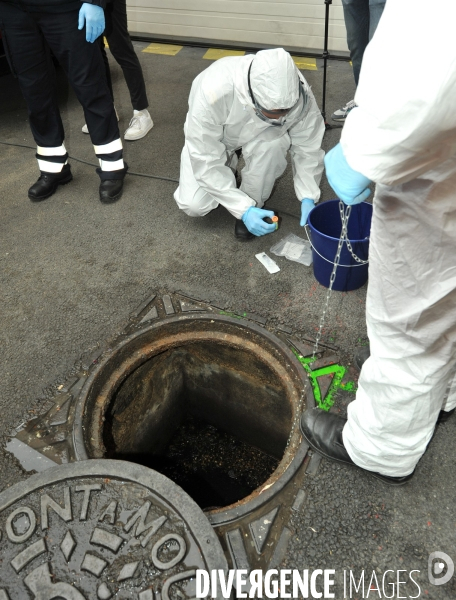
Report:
301,0,456,484
174,48,325,241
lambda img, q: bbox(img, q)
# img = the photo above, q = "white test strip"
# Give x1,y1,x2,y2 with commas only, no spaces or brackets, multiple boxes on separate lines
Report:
255,252,280,274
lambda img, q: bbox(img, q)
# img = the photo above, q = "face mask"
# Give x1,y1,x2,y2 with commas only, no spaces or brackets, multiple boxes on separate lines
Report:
248,62,307,127
253,110,289,126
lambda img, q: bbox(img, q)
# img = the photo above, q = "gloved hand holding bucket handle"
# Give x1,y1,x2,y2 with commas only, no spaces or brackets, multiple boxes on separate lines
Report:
324,142,371,205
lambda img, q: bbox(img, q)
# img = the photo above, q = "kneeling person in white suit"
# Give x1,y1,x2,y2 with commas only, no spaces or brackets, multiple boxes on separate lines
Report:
174,48,325,241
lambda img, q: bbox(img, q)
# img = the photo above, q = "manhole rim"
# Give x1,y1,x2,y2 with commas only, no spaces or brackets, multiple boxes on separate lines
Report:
72,314,313,525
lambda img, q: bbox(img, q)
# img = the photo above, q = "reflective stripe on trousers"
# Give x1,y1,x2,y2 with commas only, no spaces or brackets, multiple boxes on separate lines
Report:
36,144,68,173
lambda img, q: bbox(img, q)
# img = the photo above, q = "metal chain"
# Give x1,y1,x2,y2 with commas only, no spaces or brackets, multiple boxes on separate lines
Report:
339,200,369,265
312,200,352,359
345,237,368,264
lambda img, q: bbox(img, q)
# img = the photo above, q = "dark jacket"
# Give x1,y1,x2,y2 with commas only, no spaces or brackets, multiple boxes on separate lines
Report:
0,0,106,13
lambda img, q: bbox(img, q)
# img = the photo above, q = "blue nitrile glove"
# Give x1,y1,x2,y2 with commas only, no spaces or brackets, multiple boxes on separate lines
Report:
324,142,371,205
241,207,277,236
300,198,315,226
78,3,105,43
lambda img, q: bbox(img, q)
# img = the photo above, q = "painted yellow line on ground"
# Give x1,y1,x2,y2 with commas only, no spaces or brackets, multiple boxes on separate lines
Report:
203,48,245,60
142,43,183,56
103,37,109,48
292,56,317,71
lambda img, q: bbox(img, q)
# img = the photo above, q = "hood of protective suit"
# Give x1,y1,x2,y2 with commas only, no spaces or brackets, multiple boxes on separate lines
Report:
250,48,299,110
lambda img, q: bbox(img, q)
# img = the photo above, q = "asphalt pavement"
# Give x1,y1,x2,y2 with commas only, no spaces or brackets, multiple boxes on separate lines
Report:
0,42,454,598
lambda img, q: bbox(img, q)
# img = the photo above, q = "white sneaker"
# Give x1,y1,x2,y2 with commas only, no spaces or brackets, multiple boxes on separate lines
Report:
331,99,356,122
124,109,154,141
82,107,119,134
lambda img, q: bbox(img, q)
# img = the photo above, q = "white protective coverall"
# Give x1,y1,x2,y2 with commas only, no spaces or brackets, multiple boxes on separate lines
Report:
174,48,325,220
341,0,456,476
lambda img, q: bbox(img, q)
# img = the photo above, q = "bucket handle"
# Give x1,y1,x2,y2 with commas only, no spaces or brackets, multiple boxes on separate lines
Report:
304,225,369,268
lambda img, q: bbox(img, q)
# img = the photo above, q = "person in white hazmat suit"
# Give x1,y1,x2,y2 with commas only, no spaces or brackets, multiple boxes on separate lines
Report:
174,48,325,241
300,0,456,484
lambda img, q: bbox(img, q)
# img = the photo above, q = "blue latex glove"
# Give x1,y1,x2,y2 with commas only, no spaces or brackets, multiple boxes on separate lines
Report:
78,3,105,43
241,207,277,236
324,142,371,205
300,198,315,226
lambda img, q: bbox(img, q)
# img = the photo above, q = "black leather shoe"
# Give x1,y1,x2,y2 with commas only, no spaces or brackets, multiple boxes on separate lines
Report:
354,345,370,370
99,178,124,204
300,408,414,485
437,407,455,424
235,219,255,241
28,164,73,202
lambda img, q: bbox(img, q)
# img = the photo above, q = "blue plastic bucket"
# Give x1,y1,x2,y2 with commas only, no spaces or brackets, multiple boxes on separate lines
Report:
308,200,373,292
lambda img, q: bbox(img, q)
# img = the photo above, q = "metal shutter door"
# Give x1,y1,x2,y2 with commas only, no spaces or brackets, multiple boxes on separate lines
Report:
126,0,349,54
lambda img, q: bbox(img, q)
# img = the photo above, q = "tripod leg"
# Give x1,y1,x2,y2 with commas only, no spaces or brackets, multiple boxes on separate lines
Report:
322,0,342,130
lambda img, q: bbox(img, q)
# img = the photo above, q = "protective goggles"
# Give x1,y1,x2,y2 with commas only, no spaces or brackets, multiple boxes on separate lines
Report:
248,62,308,126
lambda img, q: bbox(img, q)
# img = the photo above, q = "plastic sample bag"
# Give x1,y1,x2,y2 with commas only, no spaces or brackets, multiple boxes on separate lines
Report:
270,233,313,266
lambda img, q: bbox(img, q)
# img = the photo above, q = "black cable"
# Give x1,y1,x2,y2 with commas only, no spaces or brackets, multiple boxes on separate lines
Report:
0,140,37,151
1,139,302,216
268,206,300,220
0,140,179,183
127,170,178,183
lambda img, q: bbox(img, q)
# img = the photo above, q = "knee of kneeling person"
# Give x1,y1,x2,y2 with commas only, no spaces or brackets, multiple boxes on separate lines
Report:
174,186,213,217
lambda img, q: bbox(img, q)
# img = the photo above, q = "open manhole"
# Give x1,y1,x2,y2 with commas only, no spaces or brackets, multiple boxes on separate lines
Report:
73,315,311,526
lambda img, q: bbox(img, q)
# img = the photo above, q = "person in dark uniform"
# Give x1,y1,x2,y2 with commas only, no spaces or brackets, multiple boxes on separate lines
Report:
82,0,154,140
0,0,127,203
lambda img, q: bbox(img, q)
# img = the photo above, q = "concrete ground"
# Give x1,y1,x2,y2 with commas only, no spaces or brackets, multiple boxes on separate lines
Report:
0,43,454,598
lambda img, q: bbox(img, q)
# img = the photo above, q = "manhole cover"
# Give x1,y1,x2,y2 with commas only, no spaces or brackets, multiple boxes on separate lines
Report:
0,460,228,599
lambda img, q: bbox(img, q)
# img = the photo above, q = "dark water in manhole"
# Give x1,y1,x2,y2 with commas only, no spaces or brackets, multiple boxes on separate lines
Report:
110,414,279,510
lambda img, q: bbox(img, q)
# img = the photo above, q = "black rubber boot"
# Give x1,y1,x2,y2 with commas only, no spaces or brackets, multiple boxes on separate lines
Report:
28,164,73,202
234,219,255,241
300,408,414,486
